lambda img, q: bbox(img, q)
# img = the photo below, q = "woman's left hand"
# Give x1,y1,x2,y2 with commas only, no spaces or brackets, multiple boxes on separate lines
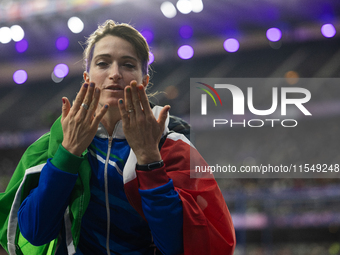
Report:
118,80,170,165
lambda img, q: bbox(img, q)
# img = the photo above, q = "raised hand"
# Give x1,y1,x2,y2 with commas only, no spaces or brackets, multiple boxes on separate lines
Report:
61,82,109,157
118,80,170,165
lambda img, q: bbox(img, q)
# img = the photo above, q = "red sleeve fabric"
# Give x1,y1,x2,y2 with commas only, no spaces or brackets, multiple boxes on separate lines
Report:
131,133,236,255
136,167,169,190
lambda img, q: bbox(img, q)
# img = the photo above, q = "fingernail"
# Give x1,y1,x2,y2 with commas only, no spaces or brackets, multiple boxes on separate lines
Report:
105,104,109,109
95,88,100,93
90,83,95,88
126,87,131,92
138,85,143,91
84,83,88,88
62,98,65,104
119,99,123,104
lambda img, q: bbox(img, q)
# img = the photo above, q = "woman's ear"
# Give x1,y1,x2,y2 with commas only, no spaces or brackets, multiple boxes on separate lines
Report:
142,74,150,87
83,72,90,82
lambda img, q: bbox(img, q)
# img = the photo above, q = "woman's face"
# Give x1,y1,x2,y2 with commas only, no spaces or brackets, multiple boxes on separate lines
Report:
84,35,148,108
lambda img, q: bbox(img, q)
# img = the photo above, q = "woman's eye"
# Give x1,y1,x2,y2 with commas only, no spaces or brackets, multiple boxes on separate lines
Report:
124,63,135,68
96,62,108,67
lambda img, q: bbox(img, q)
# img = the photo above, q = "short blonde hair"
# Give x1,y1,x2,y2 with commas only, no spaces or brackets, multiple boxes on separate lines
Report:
83,20,150,75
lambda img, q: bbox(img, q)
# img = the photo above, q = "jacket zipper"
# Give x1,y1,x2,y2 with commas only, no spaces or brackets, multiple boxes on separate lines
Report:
101,121,120,255
105,135,113,255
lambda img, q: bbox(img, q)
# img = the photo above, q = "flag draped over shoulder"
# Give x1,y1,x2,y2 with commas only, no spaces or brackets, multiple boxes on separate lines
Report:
0,115,236,255
124,132,236,255
0,117,92,255
0,131,51,254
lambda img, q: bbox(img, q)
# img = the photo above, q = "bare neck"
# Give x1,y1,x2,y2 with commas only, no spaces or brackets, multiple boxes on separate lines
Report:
97,107,121,137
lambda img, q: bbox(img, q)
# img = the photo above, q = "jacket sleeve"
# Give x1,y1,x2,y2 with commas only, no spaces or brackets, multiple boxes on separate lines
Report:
137,168,184,255
17,145,82,246
158,132,236,255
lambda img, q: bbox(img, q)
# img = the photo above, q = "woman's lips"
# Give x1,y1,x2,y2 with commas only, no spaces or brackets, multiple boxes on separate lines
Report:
105,85,123,91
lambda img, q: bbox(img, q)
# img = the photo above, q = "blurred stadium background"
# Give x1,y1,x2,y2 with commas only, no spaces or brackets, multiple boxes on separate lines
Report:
1,0,340,254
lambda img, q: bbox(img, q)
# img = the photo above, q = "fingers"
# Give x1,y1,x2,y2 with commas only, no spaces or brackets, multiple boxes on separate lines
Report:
118,98,130,128
120,80,171,128
124,86,135,113
129,81,144,117
84,86,100,122
119,83,141,129
69,82,100,119
158,105,171,126
61,97,71,122
79,82,95,117
123,84,137,127
83,83,95,106
137,83,153,116
71,83,89,114
125,80,152,117
92,103,109,130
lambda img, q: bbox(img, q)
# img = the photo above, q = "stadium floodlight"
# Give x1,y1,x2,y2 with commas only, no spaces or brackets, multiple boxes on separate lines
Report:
321,24,336,38
68,17,84,34
176,0,192,14
13,70,28,84
10,25,25,42
179,25,193,39
178,45,194,59
54,64,69,78
161,2,177,18
191,0,203,13
0,27,11,44
15,39,28,53
223,38,240,53
148,52,154,64
266,28,282,42
56,37,69,51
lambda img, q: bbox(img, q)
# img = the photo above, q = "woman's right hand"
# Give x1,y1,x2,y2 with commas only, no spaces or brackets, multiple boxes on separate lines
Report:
61,82,109,157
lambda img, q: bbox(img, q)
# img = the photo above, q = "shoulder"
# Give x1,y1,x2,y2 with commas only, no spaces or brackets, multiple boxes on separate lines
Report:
3,117,64,197
168,115,190,140
25,115,62,159
15,116,63,174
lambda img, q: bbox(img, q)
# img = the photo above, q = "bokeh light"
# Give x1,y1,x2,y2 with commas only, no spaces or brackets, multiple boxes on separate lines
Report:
148,52,154,65
56,37,69,51
176,0,192,14
284,70,300,85
15,39,28,53
191,0,204,13
178,45,194,59
266,28,282,42
223,38,240,53
321,24,336,38
165,85,179,99
160,2,177,18
269,40,282,50
0,27,12,44
54,64,69,78
141,29,154,44
10,25,25,42
68,17,84,34
51,71,64,83
179,25,193,39
13,70,28,84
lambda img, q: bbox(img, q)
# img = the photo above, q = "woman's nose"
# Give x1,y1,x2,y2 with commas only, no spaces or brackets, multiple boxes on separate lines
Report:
109,64,122,81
